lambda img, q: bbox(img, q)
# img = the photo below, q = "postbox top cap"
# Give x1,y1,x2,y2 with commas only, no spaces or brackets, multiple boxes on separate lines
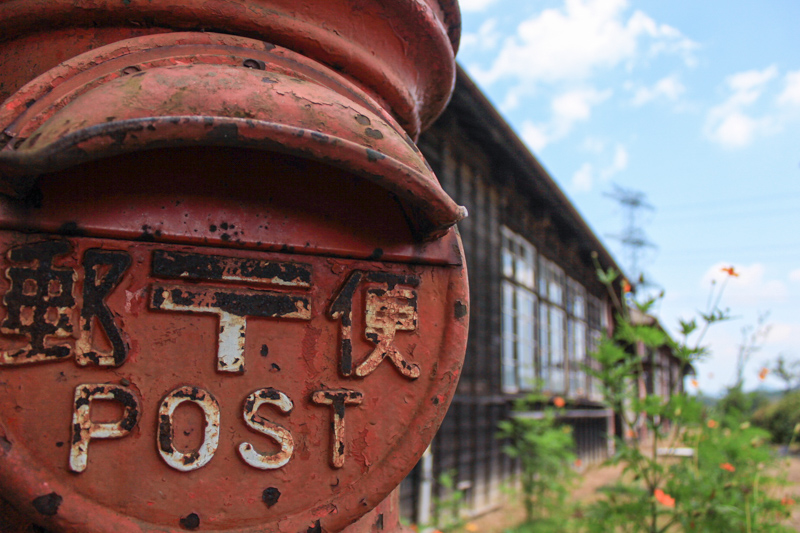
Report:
0,0,462,139
0,33,466,241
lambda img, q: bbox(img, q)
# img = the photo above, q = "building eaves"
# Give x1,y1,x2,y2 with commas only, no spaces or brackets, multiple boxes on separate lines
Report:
447,64,625,280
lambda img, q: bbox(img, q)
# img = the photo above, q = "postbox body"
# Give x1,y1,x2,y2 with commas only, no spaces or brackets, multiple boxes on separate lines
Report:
0,3,467,532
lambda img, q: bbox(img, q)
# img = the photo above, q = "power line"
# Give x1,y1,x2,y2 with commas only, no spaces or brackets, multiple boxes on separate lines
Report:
658,204,800,222
658,191,800,211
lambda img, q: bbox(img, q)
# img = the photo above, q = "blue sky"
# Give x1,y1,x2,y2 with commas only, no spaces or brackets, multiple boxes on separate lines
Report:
455,0,800,395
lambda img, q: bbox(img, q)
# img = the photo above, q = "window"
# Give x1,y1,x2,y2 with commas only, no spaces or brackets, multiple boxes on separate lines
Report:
539,257,566,393
586,294,608,400
567,278,586,396
548,305,566,392
501,228,537,392
501,228,609,400
587,329,603,400
671,364,681,394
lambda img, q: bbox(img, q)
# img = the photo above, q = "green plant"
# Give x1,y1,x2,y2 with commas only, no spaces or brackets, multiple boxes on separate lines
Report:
581,264,795,533
429,470,467,532
772,354,800,393
717,384,771,422
497,390,577,525
752,390,800,445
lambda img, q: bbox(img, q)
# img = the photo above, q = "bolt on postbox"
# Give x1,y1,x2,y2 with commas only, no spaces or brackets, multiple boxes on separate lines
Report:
0,1,467,532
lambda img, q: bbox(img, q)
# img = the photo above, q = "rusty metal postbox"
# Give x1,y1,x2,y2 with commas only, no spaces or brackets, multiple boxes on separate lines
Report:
0,2,467,532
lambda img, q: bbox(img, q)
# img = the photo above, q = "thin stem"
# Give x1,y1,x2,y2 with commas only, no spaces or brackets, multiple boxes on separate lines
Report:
693,430,701,473
745,497,752,533
650,498,658,533
694,276,730,349
651,420,661,488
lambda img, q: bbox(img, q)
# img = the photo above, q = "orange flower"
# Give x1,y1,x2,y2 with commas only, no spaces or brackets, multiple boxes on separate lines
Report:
575,458,583,468
553,396,565,408
759,367,769,380
720,463,735,472
626,428,636,438
721,266,739,277
707,419,718,429
654,489,675,508
781,496,795,506
623,280,632,293
464,523,479,532
691,379,699,388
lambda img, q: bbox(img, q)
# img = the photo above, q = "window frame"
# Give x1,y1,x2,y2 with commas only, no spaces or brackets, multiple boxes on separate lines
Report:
500,227,609,400
500,227,538,393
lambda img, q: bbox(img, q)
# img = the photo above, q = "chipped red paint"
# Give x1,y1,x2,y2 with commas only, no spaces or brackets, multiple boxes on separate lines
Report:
0,235,468,533
0,1,466,532
0,0,460,139
0,33,466,243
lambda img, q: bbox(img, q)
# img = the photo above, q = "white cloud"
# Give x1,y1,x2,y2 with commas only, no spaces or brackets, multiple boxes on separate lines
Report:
631,75,685,106
569,144,627,192
499,84,537,112
704,66,778,149
601,145,628,179
520,87,612,151
582,137,606,154
471,0,696,87
701,262,787,307
571,162,594,192
728,67,779,96
709,111,759,148
460,18,501,51
789,268,800,283
521,122,549,152
458,0,500,12
553,88,603,121
769,322,798,344
778,70,800,106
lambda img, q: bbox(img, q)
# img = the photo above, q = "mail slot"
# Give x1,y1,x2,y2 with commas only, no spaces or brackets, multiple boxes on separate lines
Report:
0,2,467,532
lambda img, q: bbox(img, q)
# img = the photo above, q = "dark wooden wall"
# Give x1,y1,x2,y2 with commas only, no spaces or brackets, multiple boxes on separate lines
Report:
399,103,616,522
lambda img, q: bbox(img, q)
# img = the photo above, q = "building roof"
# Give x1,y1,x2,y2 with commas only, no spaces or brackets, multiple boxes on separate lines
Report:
445,65,625,282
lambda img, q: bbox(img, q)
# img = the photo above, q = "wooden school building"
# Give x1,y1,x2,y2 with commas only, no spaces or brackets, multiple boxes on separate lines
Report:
399,67,687,523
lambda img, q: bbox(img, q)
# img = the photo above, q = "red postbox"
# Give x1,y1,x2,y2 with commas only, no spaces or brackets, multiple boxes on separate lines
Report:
0,2,468,532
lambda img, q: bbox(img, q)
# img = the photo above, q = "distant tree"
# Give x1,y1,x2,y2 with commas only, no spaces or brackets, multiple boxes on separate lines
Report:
772,353,800,392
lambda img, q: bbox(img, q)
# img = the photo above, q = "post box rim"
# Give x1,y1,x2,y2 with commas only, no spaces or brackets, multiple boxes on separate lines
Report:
0,32,467,241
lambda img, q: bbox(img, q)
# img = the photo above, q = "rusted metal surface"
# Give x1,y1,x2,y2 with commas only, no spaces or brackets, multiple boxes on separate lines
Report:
0,0,460,139
0,233,468,532
0,33,466,242
0,1,466,531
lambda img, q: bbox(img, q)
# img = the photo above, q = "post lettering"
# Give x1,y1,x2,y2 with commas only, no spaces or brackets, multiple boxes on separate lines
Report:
239,388,294,469
328,271,421,379
1,241,76,365
149,251,313,373
76,249,131,366
311,389,363,468
157,386,220,472
69,383,140,473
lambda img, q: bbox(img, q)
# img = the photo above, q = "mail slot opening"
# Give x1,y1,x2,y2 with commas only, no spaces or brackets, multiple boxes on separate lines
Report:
0,146,456,262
